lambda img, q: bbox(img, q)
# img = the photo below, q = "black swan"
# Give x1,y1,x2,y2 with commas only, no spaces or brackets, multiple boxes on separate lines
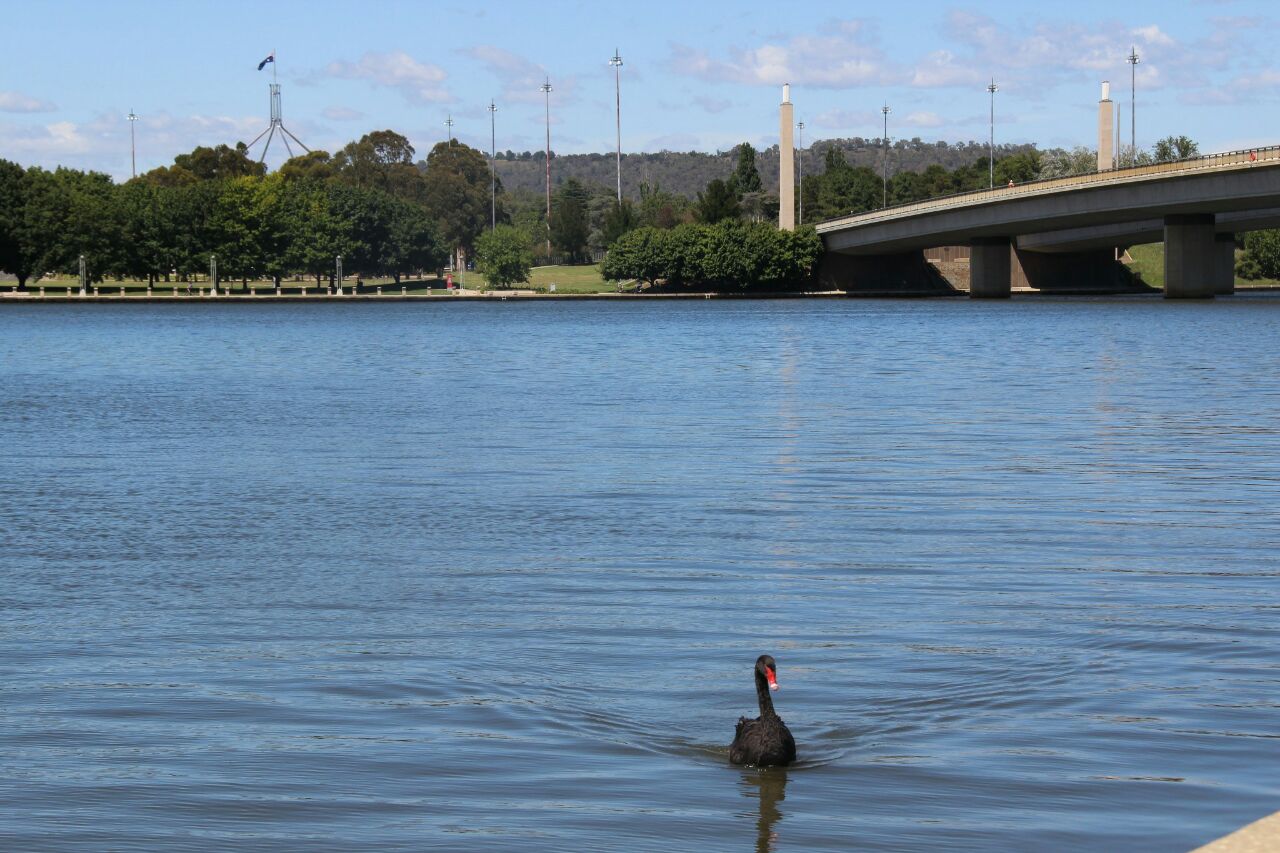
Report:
729,654,796,767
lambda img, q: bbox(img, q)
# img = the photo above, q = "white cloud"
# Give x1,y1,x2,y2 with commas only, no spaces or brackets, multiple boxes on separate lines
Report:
911,51,984,88
0,91,56,113
462,45,547,104
904,111,945,128
670,19,895,88
324,52,450,104
1132,25,1175,47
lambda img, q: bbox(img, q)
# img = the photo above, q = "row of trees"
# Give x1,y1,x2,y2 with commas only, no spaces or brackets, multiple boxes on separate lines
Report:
0,130,513,288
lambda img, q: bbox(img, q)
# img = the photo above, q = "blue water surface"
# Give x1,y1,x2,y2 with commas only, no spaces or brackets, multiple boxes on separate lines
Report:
2,297,1278,851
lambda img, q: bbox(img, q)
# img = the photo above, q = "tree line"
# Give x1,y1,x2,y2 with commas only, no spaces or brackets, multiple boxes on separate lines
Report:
0,130,509,289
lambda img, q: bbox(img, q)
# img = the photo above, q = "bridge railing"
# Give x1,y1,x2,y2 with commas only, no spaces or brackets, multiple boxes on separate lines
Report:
816,144,1280,230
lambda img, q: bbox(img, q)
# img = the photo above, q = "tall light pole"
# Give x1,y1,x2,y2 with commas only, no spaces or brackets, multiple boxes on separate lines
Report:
445,114,454,145
127,110,138,179
610,50,624,203
881,103,891,208
541,78,553,256
987,79,998,188
1127,46,1139,161
796,120,804,225
488,100,498,229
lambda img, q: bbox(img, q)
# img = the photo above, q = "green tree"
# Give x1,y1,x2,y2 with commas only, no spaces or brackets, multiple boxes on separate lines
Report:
279,150,336,183
1238,230,1280,280
476,224,534,287
602,221,820,290
333,130,424,201
173,143,265,181
23,167,124,283
601,199,638,247
117,178,170,283
550,178,591,262
0,160,40,289
993,151,1041,186
728,142,762,196
636,181,689,229
1037,147,1097,178
696,178,740,223
422,140,500,266
209,176,269,286
1153,135,1199,163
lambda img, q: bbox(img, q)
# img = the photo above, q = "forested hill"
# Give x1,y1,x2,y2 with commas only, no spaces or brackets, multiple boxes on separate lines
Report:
486,138,1037,200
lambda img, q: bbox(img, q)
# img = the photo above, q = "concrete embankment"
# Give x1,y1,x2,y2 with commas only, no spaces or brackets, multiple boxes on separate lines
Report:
1190,810,1280,852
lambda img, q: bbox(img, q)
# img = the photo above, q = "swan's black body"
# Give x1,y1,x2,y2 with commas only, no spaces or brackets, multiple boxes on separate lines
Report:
729,655,796,767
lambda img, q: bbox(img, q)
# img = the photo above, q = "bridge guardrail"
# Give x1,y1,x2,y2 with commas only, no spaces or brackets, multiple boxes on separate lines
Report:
815,144,1280,232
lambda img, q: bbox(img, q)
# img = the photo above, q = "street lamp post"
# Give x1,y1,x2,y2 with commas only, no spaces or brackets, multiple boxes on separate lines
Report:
488,100,497,230
797,120,805,225
210,254,217,296
336,255,343,295
1127,46,1140,162
881,104,891,208
987,79,998,188
541,78,553,257
127,110,138,179
445,114,454,145
610,50,624,203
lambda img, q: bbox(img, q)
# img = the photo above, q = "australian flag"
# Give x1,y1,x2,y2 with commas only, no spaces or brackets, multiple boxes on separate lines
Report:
257,52,274,71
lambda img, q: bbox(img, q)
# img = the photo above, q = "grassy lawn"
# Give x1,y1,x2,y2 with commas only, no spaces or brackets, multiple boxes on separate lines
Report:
465,263,623,293
1126,242,1280,289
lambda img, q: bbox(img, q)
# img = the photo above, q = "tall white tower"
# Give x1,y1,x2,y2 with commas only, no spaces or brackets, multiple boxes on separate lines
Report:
779,84,795,231
1098,81,1115,171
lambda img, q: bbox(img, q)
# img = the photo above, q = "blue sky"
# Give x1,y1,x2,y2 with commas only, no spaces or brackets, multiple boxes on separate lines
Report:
2,0,1277,179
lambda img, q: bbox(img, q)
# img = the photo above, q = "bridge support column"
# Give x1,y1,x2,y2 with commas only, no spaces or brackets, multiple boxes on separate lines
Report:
1214,233,1236,295
970,237,1011,298
1163,214,1217,299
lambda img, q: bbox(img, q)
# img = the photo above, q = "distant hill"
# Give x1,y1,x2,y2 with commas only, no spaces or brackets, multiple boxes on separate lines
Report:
486,138,1038,200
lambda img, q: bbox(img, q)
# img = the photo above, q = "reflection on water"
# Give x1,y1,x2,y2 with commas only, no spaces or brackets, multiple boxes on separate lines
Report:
3,299,1280,851
742,769,789,853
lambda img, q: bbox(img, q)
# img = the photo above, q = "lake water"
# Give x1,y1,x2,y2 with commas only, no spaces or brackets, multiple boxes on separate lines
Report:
2,297,1278,851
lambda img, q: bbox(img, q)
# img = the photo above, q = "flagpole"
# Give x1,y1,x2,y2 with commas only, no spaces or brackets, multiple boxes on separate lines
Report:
273,48,277,83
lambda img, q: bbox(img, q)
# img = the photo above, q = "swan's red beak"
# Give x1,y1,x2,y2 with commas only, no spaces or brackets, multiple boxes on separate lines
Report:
766,667,779,691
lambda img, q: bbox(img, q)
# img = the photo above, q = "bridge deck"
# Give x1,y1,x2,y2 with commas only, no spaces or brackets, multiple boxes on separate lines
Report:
816,145,1280,238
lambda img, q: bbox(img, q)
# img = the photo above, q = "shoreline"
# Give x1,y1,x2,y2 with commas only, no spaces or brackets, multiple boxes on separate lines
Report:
5,286,1280,303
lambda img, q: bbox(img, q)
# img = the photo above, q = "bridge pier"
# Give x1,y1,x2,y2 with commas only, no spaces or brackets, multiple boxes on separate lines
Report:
1214,233,1236,295
1163,214,1217,299
970,237,1011,298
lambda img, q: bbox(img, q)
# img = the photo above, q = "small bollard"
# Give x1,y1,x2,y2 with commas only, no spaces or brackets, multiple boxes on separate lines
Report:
39,286,45,296
147,287,152,296
377,286,382,295
276,287,281,296
401,286,407,295
301,287,307,296
93,286,99,296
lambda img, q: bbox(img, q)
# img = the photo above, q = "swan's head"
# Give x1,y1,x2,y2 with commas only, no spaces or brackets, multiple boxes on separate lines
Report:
756,654,780,691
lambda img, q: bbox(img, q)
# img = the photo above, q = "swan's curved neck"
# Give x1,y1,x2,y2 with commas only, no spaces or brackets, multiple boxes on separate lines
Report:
755,668,777,718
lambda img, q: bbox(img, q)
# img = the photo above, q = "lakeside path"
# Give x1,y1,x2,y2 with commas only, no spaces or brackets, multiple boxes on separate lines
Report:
6,285,1280,302
0,289,865,302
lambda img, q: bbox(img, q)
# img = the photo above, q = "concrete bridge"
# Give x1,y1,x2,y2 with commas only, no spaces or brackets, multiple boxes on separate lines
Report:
814,146,1280,298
